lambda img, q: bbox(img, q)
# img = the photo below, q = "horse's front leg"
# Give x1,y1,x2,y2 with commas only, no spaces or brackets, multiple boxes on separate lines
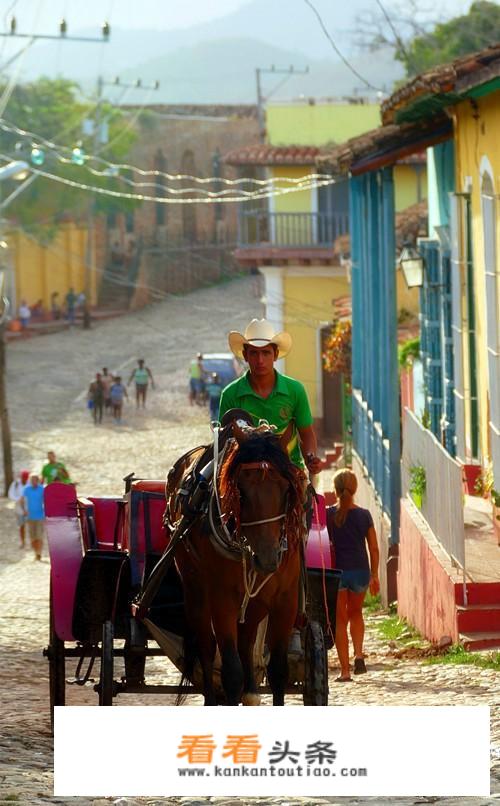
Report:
266,600,296,706
238,610,264,706
212,600,243,706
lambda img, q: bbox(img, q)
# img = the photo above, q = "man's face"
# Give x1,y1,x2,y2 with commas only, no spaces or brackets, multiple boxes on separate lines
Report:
31,474,39,486
244,344,277,376
47,452,55,463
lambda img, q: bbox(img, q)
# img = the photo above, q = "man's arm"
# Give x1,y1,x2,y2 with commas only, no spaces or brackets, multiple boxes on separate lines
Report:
21,494,27,516
298,425,323,475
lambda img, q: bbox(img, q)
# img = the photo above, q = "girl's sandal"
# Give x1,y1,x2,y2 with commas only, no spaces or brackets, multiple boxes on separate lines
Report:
335,675,353,682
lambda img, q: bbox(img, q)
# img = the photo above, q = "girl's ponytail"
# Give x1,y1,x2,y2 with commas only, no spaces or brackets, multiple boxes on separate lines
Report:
332,469,357,527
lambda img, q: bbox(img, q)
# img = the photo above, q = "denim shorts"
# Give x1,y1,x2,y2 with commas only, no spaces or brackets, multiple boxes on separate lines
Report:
339,568,370,593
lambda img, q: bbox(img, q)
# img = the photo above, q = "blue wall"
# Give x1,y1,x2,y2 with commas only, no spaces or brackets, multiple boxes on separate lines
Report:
350,168,401,543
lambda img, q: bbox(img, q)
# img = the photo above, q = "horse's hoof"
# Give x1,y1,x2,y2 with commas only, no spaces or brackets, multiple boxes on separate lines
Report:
241,692,261,706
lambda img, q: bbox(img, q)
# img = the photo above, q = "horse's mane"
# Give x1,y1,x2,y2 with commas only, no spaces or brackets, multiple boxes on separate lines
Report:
218,432,306,540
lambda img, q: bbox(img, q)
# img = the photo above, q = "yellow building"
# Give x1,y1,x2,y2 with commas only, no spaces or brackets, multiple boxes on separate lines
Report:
6,222,97,315
451,90,500,468
225,99,427,437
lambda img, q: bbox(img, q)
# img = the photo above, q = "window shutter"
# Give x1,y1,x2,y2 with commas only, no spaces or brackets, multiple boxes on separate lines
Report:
481,193,500,485
450,193,466,461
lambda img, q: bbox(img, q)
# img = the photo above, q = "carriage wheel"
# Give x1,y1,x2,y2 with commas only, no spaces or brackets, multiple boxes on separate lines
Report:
49,584,65,730
303,620,328,706
99,621,114,706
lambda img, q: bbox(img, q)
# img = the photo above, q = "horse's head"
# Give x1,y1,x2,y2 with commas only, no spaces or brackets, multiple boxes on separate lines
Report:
221,424,306,574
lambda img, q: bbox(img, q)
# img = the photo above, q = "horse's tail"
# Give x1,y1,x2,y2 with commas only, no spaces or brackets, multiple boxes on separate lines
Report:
175,631,198,706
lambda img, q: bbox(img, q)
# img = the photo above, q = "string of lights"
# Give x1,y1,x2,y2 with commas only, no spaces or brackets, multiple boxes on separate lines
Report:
0,155,337,204
0,117,330,188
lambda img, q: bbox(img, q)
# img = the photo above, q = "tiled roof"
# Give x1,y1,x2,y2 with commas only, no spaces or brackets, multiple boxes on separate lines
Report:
382,42,500,125
223,144,325,166
317,115,451,175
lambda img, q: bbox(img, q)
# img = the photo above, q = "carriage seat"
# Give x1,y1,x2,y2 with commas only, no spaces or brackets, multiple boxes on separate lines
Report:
127,480,168,586
86,496,126,550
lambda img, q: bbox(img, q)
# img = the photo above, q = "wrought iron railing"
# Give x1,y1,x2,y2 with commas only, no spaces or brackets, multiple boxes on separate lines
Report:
237,210,348,248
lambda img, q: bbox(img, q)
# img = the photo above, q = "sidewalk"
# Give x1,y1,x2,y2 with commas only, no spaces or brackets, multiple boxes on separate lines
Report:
5,308,128,341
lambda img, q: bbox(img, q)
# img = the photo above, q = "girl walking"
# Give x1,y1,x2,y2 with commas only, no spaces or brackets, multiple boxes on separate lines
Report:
327,468,379,682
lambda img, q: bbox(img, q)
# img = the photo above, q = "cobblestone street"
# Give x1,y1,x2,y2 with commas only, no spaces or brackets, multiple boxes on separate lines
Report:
0,277,498,806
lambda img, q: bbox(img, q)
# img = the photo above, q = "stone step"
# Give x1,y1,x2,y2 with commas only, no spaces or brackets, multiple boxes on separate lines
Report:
457,604,500,633
455,581,500,606
459,630,500,651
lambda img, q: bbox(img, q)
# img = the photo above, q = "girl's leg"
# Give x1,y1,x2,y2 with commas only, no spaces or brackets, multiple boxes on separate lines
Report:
346,590,367,659
334,589,350,678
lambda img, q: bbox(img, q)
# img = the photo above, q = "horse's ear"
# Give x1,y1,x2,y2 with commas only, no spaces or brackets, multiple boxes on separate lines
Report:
233,419,253,444
278,422,293,453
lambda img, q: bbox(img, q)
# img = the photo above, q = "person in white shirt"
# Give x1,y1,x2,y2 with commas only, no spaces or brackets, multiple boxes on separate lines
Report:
18,301,31,329
8,469,30,547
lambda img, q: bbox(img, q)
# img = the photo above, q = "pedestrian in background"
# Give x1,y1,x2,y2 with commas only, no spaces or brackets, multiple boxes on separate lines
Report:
65,287,76,325
41,451,72,485
8,469,30,548
18,300,31,329
206,372,223,422
21,473,45,560
50,291,61,320
189,352,204,405
326,468,379,682
88,372,105,424
101,367,113,412
110,375,128,423
128,358,155,409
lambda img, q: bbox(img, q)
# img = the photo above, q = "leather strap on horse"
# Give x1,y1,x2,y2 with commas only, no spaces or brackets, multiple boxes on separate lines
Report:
135,514,194,620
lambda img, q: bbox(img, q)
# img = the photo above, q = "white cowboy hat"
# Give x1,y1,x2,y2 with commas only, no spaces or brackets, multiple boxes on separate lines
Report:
228,318,292,360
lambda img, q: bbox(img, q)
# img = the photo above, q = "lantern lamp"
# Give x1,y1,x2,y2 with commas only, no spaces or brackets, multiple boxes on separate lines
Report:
399,243,425,289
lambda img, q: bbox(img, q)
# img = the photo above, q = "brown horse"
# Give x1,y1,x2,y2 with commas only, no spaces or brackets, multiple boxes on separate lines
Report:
169,421,307,706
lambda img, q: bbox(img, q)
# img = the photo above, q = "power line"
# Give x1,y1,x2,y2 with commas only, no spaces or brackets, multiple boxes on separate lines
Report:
303,0,382,93
374,0,416,74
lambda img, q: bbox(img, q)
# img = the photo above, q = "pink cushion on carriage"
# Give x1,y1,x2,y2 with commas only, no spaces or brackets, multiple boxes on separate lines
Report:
129,481,168,556
88,497,125,548
45,484,83,641
307,494,334,569
311,493,326,527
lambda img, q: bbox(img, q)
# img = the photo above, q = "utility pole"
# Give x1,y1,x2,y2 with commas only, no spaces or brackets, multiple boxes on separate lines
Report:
84,76,159,321
0,278,12,496
255,65,309,141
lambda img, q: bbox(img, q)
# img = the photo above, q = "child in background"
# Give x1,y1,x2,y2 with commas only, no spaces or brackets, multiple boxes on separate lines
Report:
110,375,128,424
326,468,380,682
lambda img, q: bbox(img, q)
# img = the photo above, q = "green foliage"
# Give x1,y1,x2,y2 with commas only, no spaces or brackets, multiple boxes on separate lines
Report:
363,591,382,613
1,78,139,237
398,1,500,76
492,489,500,508
409,463,426,499
376,614,425,646
421,409,431,429
424,644,500,670
398,336,420,369
473,465,494,497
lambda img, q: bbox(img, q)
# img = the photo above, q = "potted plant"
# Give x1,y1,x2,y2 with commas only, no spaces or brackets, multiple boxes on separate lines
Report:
473,465,494,499
409,464,426,510
492,489,500,547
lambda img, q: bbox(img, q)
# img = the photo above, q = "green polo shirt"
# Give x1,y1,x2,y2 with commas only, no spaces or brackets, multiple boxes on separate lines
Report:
219,370,313,468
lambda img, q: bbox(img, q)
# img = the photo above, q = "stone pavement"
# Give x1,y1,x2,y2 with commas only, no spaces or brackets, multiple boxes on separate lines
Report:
0,277,498,805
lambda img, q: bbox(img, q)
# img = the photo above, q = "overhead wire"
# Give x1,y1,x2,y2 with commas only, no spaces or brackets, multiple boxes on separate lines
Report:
374,0,417,74
0,0,45,116
303,0,383,93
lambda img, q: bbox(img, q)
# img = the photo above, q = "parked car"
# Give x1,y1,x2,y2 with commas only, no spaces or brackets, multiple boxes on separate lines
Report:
201,353,242,387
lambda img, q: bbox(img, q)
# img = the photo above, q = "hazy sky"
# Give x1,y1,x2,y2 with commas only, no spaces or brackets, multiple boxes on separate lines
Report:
0,0,474,35
0,0,250,33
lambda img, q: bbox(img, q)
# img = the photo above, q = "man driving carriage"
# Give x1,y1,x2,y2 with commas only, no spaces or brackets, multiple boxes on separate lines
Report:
220,318,322,476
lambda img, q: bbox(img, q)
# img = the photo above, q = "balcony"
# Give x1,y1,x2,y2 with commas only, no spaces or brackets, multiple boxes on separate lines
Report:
235,209,348,266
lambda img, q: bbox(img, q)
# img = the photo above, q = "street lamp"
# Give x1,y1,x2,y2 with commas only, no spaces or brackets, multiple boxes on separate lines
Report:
0,159,31,495
399,243,425,289
0,160,30,181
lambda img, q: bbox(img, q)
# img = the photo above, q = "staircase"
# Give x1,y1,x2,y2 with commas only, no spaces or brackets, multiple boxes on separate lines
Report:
455,582,500,650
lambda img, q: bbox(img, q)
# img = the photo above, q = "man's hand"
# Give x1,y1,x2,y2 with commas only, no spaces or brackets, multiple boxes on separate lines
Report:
305,453,323,475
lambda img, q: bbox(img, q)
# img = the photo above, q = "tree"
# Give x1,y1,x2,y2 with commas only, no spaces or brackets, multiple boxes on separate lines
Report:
356,1,500,78
0,78,139,238
399,1,500,75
